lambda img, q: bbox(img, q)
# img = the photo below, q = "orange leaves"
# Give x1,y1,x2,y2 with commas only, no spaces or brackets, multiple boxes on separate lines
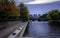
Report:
0,1,20,17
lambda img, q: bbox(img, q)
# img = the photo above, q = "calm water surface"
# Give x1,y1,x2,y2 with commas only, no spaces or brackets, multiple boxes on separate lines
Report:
24,21,60,38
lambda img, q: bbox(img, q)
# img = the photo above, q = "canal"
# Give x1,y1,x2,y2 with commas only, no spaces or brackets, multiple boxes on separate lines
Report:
23,21,60,38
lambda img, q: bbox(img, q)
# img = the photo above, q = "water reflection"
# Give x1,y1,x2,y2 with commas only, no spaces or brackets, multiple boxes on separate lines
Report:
48,22,60,35
24,21,60,38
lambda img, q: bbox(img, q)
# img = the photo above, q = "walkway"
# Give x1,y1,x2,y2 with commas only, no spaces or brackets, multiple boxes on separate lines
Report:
0,21,28,38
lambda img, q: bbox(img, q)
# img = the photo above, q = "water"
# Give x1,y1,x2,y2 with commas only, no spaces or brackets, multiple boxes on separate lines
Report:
24,21,60,38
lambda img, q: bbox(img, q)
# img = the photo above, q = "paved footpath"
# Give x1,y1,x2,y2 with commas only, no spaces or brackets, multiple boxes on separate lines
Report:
0,21,28,38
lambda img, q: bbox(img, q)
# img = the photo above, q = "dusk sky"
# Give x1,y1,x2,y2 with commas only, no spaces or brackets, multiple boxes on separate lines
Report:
15,0,60,15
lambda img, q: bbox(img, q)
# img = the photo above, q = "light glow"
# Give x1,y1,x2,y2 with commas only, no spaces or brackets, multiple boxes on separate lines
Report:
25,0,60,4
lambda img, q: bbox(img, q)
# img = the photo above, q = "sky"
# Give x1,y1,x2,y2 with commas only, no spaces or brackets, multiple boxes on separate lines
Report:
25,0,60,4
15,0,60,15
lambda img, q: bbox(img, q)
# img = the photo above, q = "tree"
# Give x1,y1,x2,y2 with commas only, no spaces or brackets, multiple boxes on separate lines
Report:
39,14,48,18
0,0,20,20
47,10,60,20
19,3,29,21
38,14,48,21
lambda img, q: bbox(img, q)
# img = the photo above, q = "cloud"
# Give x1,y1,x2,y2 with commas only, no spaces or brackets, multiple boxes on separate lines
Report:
14,0,34,6
25,0,60,4
14,0,34,3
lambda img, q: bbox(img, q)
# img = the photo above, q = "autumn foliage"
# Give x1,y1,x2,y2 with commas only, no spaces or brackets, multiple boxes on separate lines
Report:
0,0,20,19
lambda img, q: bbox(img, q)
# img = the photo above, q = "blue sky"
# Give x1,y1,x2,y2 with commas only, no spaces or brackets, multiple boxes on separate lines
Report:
14,0,60,15
26,1,60,15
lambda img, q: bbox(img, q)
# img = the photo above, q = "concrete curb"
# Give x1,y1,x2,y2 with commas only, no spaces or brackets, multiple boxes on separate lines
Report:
7,26,24,38
7,22,28,38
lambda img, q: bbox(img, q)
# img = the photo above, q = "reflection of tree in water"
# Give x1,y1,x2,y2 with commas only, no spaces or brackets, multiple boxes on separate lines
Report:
48,21,60,26
0,21,8,30
48,21,60,33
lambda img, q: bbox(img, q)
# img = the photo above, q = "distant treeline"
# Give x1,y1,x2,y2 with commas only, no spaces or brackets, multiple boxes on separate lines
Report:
29,10,60,21
39,10,60,21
